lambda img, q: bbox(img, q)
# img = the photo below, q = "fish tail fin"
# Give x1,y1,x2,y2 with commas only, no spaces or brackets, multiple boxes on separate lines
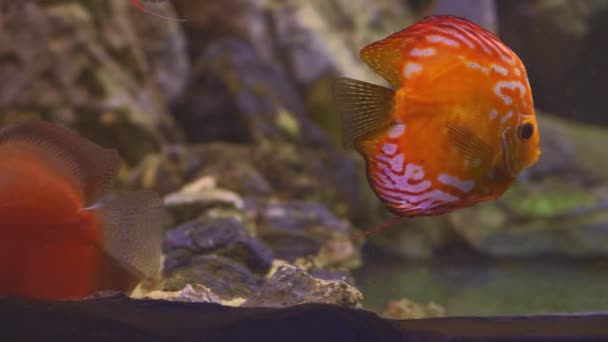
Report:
92,190,165,281
333,77,395,149
0,119,120,205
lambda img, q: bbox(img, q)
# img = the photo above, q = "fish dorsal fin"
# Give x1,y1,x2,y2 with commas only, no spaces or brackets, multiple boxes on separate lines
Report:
360,35,414,88
0,120,120,206
446,120,493,165
334,77,395,149
94,190,164,279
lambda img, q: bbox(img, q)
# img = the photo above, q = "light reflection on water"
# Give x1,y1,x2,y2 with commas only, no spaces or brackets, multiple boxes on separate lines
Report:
354,247,608,316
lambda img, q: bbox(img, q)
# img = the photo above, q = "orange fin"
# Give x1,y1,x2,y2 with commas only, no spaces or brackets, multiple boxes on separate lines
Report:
334,77,395,149
446,120,493,165
93,190,164,279
360,34,414,88
0,120,120,205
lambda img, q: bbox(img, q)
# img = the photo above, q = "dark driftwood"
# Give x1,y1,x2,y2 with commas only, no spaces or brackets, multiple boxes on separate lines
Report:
1,295,608,341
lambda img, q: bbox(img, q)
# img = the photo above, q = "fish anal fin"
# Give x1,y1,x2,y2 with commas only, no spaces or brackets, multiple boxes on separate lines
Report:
446,120,493,165
0,120,120,205
360,35,413,88
94,190,164,280
334,77,395,149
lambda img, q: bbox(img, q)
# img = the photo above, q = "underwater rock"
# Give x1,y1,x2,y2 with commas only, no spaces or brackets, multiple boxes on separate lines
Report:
381,298,446,319
162,176,245,226
129,142,359,215
160,0,422,229
128,142,365,234
170,37,325,145
128,142,365,296
254,200,360,269
162,254,265,300
141,284,221,304
163,216,274,275
497,0,608,126
242,264,363,309
128,143,273,198
170,0,425,87
0,0,185,165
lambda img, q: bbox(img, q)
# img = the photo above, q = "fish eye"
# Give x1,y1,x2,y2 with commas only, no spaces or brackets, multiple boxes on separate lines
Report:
519,122,534,140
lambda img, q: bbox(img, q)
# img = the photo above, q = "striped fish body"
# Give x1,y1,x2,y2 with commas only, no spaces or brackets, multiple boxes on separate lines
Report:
335,16,540,217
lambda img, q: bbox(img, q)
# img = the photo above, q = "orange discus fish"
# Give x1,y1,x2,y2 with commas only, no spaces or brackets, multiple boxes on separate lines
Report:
334,15,541,235
0,120,163,300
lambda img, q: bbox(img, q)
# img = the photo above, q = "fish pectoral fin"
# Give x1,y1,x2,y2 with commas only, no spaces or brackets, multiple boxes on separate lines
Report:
93,190,164,280
334,77,395,149
446,120,493,165
0,120,120,205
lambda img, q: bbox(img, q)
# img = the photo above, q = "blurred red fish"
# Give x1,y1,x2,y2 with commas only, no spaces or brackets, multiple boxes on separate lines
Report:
334,16,541,235
0,120,163,300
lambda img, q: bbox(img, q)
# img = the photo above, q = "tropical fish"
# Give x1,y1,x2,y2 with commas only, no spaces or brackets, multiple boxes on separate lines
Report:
130,0,187,22
0,120,164,300
334,15,540,235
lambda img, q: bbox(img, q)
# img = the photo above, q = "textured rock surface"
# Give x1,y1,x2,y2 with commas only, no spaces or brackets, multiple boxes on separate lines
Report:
140,284,221,304
163,216,274,275
242,264,363,308
0,0,186,165
161,254,265,299
254,200,361,268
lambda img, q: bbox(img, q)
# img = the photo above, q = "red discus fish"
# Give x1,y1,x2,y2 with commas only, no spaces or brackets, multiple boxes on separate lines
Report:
0,120,163,300
334,15,541,235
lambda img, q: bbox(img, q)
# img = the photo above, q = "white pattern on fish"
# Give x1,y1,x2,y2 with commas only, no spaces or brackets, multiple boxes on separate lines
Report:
494,80,526,105
410,47,436,57
403,62,423,79
490,64,508,76
426,34,459,47
382,143,399,156
501,127,514,175
376,153,405,173
433,27,475,48
393,189,459,211
441,22,491,54
501,111,513,124
438,173,475,192
370,148,460,213
372,163,432,195
388,122,407,138
464,61,489,73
